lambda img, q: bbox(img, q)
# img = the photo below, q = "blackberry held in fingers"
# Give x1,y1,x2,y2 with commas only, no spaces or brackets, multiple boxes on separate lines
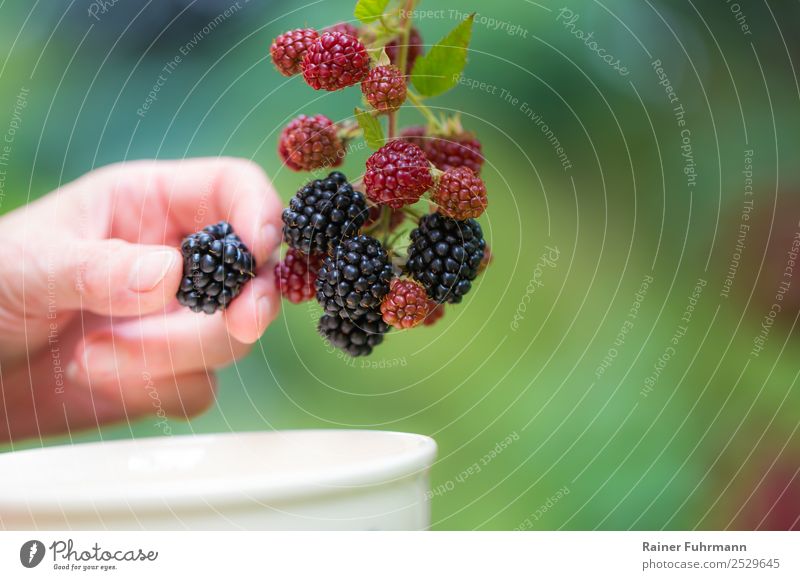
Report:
316,234,394,318
282,171,367,255
177,221,255,314
318,311,389,357
406,213,485,304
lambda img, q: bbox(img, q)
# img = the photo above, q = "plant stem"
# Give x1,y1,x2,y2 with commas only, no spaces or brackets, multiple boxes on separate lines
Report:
388,111,397,139
379,205,392,247
407,90,443,132
401,206,423,220
396,0,416,77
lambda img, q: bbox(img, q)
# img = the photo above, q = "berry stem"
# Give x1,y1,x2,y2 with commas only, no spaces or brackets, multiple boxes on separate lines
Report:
396,0,416,78
401,206,423,220
379,205,392,247
388,111,397,140
407,90,443,132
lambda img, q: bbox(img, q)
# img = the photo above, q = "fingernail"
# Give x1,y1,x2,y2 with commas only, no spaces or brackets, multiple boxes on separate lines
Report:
261,224,280,253
257,296,273,332
128,250,176,292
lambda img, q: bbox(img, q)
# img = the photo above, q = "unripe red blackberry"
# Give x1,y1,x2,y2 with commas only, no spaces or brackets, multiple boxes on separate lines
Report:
432,166,488,220
424,133,484,174
275,248,324,304
270,28,319,77
363,140,433,209
385,27,424,74
400,125,427,149
324,22,360,38
361,65,406,113
278,114,344,172
423,300,445,326
381,278,430,329
177,221,255,314
301,31,370,91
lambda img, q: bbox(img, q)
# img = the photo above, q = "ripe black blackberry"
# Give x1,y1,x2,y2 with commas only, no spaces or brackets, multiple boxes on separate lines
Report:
282,171,367,255
318,311,390,357
406,213,485,304
316,234,394,318
177,221,255,314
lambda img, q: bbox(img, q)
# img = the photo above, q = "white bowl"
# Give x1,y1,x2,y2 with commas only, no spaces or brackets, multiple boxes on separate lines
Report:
0,430,437,530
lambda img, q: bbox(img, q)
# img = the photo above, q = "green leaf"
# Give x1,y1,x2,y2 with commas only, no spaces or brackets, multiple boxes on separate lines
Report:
411,14,475,97
354,107,384,150
354,0,390,24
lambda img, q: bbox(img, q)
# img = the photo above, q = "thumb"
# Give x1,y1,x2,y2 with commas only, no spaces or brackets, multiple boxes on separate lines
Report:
32,238,182,316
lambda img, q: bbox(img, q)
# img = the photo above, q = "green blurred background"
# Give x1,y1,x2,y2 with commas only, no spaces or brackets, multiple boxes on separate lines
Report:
1,0,798,530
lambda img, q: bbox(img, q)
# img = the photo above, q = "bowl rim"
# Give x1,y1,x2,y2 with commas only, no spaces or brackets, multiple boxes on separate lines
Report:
0,430,437,514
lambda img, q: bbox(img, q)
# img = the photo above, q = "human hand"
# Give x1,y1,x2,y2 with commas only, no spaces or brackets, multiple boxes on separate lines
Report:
0,158,283,442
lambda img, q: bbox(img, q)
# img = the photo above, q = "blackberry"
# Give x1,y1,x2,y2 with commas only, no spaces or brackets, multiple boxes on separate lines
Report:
363,140,433,209
315,234,394,318
406,213,485,304
361,65,407,113
275,248,324,304
177,221,255,314
282,171,368,255
270,28,319,77
301,31,370,91
318,311,389,357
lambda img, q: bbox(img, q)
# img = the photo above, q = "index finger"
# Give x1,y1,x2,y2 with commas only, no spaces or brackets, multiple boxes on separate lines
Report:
79,157,283,265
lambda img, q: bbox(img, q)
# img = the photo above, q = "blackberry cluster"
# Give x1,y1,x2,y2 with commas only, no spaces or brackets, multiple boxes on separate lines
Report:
318,311,389,357
177,221,255,314
316,234,394,318
269,12,490,358
282,172,368,255
406,213,485,304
